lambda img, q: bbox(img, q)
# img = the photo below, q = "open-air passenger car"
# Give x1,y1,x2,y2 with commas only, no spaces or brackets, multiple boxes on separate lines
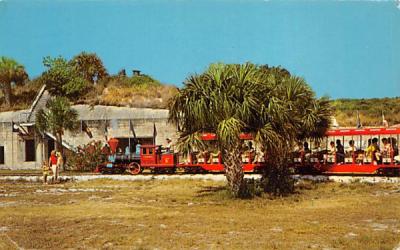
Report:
295,127,400,175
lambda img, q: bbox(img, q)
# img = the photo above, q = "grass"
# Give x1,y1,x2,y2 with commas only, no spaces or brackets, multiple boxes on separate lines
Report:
0,179,399,249
333,97,400,127
0,169,43,175
0,169,100,176
95,84,178,109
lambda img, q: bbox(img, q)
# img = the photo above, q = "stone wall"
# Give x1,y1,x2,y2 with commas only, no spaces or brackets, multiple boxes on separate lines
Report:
0,107,177,169
64,118,178,148
0,123,44,170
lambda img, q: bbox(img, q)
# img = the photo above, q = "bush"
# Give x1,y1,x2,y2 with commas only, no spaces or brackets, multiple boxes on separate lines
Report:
261,159,296,196
67,141,106,172
238,178,264,199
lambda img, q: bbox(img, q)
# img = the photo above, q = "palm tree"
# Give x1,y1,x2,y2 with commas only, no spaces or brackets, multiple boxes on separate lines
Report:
35,97,79,156
0,57,28,106
169,63,332,197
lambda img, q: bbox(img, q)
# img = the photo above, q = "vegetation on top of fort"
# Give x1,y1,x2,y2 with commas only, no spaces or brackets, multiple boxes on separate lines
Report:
333,97,400,127
0,53,178,112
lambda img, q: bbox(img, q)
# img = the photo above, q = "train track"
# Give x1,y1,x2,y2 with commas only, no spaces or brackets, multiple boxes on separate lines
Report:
1,173,400,183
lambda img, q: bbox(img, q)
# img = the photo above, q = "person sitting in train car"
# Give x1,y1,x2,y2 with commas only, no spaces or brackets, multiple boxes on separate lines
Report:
208,150,221,164
345,140,357,163
390,137,399,162
162,138,173,153
293,142,304,163
135,140,141,156
335,140,345,163
125,146,131,159
373,138,381,163
394,143,400,163
195,150,208,164
247,142,256,162
324,141,336,163
312,141,322,152
345,140,357,153
251,143,266,163
310,141,322,163
329,141,336,154
241,141,255,163
253,147,265,163
365,138,380,164
241,143,250,163
303,142,311,161
381,138,393,159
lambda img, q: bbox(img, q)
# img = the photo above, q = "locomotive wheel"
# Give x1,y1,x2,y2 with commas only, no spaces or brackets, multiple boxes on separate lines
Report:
128,162,141,175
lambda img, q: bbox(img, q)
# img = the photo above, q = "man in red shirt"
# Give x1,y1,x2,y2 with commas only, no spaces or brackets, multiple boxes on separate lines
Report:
49,150,58,183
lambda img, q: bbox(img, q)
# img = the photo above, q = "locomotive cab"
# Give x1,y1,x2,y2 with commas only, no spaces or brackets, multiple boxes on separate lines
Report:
140,145,176,167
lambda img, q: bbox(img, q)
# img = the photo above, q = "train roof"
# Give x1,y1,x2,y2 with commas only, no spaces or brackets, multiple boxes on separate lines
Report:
200,133,253,141
327,127,400,136
201,128,400,140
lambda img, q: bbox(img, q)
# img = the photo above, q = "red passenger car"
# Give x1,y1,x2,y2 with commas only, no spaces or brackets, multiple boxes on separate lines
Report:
295,127,400,175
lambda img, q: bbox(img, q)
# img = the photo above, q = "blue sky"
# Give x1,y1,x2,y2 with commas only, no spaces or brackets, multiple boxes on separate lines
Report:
0,0,399,98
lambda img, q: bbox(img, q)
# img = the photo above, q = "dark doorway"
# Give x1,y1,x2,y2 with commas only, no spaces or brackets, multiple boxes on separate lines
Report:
25,139,36,162
0,146,4,164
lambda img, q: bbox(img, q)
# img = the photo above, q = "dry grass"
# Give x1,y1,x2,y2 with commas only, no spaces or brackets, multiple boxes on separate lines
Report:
0,179,399,249
0,77,178,112
98,85,178,109
333,97,400,127
0,83,41,112
71,81,178,109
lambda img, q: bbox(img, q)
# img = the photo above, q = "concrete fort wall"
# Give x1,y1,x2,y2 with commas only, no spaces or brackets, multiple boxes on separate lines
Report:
0,123,45,170
0,106,179,170
64,118,178,149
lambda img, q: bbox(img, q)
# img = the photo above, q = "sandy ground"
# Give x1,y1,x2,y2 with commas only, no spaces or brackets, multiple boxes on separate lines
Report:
0,179,399,249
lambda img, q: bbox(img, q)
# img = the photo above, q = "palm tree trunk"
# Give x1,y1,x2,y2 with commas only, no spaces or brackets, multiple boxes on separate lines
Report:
55,133,62,153
3,82,12,106
223,144,245,197
262,150,295,196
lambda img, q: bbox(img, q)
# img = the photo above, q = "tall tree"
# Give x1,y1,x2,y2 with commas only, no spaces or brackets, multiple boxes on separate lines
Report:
0,57,28,106
40,56,89,99
169,63,332,197
70,52,108,84
36,97,79,156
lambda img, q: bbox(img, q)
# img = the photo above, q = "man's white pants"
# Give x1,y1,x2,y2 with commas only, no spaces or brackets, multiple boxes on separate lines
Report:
51,164,58,181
